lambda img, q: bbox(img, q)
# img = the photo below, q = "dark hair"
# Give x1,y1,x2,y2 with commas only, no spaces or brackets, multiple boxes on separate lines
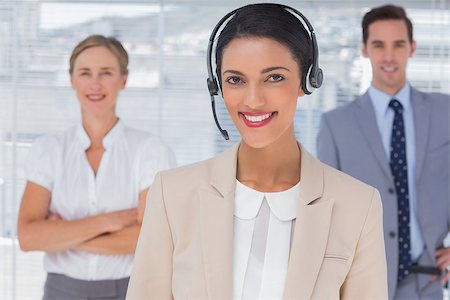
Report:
70,35,129,75
362,4,413,44
215,3,312,88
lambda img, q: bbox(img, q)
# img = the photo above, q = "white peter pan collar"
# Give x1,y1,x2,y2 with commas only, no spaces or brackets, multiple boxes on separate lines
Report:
76,119,125,150
234,180,300,221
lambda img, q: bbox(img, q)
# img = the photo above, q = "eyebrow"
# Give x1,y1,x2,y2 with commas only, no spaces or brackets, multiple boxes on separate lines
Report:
75,67,116,72
223,66,290,76
262,66,290,73
371,40,408,45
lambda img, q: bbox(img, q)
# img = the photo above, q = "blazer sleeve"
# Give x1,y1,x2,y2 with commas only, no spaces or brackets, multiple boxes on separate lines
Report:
127,172,174,300
340,188,388,299
317,114,340,169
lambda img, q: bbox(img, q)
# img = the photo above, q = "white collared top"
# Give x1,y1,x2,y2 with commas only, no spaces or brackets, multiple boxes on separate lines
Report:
233,180,300,300
25,119,176,280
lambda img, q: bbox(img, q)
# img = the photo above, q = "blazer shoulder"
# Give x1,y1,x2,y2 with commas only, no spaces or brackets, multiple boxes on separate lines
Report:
157,144,237,186
322,95,363,122
413,88,448,105
413,89,449,123
158,156,214,186
321,162,380,211
427,92,449,110
415,87,448,100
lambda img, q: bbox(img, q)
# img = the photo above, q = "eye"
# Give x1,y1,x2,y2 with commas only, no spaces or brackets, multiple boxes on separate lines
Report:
79,72,90,76
102,71,113,76
371,42,384,48
226,76,244,85
267,74,285,82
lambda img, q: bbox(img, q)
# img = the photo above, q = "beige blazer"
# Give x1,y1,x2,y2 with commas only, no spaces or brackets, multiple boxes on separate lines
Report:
127,144,388,299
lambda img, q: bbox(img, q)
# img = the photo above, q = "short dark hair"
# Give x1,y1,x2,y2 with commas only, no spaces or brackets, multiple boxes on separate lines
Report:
215,3,312,88
362,4,413,44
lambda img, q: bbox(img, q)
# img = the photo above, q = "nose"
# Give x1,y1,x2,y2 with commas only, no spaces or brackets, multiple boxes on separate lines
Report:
244,83,265,109
383,46,395,62
88,75,102,91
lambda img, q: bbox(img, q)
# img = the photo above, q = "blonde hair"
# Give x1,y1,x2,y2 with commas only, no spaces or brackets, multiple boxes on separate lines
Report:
69,35,129,75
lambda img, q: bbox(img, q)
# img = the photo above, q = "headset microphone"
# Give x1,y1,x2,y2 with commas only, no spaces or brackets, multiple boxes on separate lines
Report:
206,9,236,141
207,79,229,140
206,4,323,140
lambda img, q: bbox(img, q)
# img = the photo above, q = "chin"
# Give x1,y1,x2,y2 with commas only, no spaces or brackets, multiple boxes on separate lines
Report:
241,136,277,150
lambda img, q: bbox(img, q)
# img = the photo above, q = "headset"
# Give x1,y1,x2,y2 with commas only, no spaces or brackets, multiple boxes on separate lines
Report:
206,3,323,140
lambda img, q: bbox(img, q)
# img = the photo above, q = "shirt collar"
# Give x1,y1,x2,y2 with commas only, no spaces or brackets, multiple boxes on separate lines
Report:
368,82,411,118
76,119,125,150
234,180,300,221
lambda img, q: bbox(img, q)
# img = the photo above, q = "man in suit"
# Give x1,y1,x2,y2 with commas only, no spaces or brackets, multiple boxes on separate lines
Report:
317,4,449,300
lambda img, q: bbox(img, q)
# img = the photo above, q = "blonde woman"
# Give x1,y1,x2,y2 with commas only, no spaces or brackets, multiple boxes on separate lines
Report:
18,35,175,300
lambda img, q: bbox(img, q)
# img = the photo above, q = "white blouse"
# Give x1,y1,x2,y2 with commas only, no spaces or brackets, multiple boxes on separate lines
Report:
233,180,300,300
25,120,175,280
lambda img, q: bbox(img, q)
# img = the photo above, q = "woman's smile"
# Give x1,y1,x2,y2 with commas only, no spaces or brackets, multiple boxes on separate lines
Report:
240,111,276,128
221,37,304,148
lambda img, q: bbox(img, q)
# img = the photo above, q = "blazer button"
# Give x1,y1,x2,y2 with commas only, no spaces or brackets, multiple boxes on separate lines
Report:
388,187,395,194
389,231,396,238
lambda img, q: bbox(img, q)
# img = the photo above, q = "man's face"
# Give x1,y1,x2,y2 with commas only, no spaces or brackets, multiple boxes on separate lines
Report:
362,19,416,96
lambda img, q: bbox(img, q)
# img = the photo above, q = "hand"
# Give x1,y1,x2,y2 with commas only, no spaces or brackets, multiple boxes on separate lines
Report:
101,209,138,233
435,247,450,285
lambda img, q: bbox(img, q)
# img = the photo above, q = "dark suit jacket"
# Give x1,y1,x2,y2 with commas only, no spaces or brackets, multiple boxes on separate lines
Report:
317,86,449,299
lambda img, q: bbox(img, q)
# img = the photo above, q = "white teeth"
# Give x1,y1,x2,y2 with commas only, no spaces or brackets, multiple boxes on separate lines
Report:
244,113,272,122
382,66,396,72
87,95,104,101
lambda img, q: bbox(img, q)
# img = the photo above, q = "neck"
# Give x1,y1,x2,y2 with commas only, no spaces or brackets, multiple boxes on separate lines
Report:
372,81,406,97
82,113,118,149
237,129,301,192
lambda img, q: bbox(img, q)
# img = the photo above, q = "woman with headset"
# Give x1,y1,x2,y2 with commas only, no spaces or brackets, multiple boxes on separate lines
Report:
127,3,388,299
17,35,175,300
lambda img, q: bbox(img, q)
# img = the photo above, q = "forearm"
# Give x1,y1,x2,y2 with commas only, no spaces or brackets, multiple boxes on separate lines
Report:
76,224,141,255
18,215,110,253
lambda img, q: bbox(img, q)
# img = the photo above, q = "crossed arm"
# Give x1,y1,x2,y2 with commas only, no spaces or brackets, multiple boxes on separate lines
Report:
435,246,450,285
17,181,149,255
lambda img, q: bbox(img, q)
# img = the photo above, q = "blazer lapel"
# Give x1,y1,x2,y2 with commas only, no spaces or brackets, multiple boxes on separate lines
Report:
283,147,334,299
411,87,430,182
199,144,238,299
354,93,393,180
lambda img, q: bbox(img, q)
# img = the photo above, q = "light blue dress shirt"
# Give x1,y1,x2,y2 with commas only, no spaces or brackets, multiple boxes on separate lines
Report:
369,83,425,262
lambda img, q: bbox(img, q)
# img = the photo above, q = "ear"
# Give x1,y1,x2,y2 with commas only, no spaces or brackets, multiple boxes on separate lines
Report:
409,40,417,57
120,74,128,89
298,85,305,97
362,43,368,58
70,75,75,90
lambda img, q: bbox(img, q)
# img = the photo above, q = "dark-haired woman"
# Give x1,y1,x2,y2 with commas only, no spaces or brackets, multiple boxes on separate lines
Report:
17,35,175,300
127,4,387,299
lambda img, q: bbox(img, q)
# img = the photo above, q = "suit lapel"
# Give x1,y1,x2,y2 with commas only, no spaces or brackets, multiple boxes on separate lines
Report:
411,89,432,292
411,87,430,181
354,93,393,180
199,144,238,299
283,147,334,299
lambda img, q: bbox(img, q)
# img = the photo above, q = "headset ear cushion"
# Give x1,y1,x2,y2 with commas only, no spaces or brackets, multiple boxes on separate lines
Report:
311,68,323,88
302,65,312,95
